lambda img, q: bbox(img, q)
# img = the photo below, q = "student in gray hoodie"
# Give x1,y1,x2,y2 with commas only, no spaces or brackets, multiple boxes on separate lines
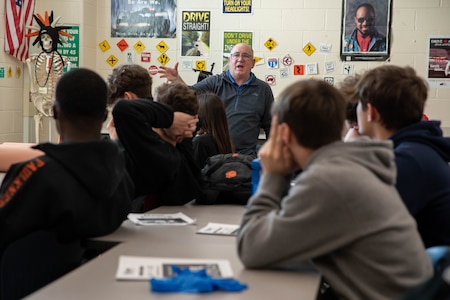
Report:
237,80,432,300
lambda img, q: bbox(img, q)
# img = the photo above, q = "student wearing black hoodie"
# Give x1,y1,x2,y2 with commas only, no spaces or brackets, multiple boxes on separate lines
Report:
107,64,202,211
0,68,134,256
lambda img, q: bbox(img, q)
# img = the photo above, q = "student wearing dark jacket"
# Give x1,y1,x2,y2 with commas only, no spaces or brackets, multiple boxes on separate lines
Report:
112,95,202,210
356,65,450,247
107,64,201,211
0,68,134,256
390,121,450,247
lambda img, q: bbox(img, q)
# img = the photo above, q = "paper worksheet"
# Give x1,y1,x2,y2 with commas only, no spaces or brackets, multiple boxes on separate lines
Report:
127,212,195,226
196,222,240,236
115,255,234,280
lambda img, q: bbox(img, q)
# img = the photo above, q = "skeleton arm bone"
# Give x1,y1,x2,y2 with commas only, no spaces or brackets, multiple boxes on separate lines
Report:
26,54,38,93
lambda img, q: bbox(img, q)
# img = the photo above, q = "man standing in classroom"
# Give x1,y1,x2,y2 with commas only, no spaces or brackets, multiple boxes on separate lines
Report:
159,43,274,157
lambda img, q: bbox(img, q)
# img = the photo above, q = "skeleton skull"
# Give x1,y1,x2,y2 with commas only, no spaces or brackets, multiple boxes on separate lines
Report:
40,33,53,52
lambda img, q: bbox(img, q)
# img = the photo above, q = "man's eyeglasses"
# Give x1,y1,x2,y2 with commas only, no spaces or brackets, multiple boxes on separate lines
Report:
230,52,253,60
357,17,374,23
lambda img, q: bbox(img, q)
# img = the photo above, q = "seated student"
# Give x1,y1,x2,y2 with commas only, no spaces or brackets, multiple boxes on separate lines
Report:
337,75,362,141
152,82,204,199
193,93,234,168
111,81,203,211
237,80,432,300
107,64,199,211
106,64,196,140
0,68,134,257
356,65,450,248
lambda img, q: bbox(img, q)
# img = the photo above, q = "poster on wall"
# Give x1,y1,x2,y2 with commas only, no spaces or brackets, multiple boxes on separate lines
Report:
59,25,80,70
427,37,450,88
222,31,253,70
222,0,252,14
181,11,210,57
340,0,392,61
111,0,177,38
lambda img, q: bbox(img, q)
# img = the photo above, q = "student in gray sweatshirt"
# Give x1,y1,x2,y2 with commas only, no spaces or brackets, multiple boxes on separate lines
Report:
237,79,432,300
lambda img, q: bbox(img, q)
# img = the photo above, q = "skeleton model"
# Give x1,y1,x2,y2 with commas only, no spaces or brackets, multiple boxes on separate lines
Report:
25,11,72,142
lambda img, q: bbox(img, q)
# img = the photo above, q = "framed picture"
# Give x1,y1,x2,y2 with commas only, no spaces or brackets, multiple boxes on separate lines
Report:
340,0,392,61
111,0,177,38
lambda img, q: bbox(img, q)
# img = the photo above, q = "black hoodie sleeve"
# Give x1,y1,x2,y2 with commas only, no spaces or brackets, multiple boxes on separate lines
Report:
112,99,181,196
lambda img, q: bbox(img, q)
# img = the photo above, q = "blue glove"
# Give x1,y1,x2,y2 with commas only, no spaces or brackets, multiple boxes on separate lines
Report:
150,265,248,293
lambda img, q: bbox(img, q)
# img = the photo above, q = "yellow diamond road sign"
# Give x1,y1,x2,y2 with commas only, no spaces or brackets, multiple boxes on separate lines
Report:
99,40,110,52
106,55,119,67
196,60,206,71
156,41,169,53
158,53,170,66
134,40,145,53
264,38,277,51
303,42,316,56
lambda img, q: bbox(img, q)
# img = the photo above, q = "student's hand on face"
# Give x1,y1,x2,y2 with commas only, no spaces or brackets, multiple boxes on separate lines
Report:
106,118,118,140
172,112,198,138
258,116,296,176
343,127,361,142
158,62,179,82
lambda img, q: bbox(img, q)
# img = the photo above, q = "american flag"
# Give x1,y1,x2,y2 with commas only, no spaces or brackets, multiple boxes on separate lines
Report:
4,0,36,62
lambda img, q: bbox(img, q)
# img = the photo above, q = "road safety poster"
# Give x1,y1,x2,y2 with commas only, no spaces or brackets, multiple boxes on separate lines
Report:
222,31,253,69
181,11,210,57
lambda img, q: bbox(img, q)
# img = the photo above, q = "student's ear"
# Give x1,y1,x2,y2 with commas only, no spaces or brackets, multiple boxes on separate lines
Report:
124,91,138,100
366,103,380,123
123,92,131,99
279,123,292,144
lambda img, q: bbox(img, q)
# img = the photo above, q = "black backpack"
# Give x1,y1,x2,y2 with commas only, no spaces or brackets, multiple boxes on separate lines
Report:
197,153,253,205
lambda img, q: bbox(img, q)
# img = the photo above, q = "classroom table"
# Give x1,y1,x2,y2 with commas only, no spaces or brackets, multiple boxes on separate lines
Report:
25,203,321,300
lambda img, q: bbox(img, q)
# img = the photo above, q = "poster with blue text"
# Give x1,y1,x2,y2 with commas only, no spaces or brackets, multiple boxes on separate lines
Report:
181,11,210,57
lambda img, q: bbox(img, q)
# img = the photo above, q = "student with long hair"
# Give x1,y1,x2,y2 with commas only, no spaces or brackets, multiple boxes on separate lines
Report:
193,93,234,168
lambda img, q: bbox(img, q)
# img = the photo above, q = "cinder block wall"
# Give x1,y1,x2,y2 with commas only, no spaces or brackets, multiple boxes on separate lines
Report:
1,0,449,142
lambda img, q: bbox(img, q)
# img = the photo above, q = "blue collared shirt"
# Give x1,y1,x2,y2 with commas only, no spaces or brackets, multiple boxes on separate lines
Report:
227,70,255,92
